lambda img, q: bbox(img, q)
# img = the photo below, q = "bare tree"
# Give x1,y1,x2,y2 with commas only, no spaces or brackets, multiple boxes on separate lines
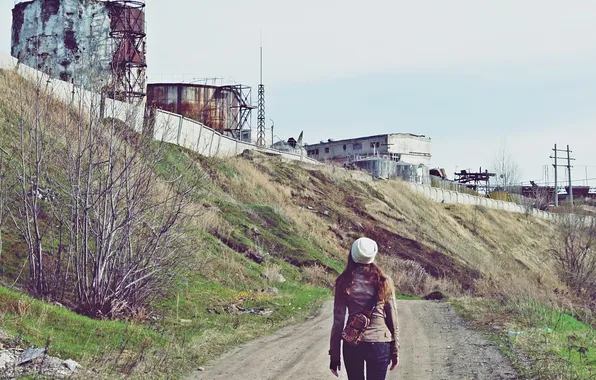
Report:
550,211,596,297
65,104,195,316
11,74,55,295
491,142,521,192
3,66,200,317
0,146,7,261
522,185,551,216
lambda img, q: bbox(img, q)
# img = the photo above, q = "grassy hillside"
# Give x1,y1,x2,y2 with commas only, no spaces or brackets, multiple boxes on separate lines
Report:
0,69,593,379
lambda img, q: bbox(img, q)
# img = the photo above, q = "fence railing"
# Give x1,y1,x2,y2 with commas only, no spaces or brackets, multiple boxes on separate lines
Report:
430,176,478,196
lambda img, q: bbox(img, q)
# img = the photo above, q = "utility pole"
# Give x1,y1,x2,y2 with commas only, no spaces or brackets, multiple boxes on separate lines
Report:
550,144,575,207
552,144,558,207
567,145,574,206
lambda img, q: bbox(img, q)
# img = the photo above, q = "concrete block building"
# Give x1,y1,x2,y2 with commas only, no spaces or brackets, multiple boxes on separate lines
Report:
303,133,431,183
304,133,431,166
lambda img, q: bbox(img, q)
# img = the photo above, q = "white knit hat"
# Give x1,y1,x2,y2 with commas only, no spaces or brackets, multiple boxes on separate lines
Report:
351,237,378,264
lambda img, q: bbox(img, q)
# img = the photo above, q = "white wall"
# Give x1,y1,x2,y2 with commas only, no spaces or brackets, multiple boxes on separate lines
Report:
387,134,431,166
1,52,145,129
153,110,319,162
408,182,555,221
0,52,321,165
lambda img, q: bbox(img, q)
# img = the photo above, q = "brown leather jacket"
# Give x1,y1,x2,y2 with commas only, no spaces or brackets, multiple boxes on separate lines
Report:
329,267,399,361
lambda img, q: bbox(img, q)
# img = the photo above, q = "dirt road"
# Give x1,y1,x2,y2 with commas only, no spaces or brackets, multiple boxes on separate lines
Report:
187,300,518,380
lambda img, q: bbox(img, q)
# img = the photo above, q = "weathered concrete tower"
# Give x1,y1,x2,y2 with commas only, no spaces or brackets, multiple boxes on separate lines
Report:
11,0,147,102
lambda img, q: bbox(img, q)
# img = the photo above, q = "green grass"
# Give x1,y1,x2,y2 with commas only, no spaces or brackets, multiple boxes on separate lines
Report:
455,298,596,379
0,286,165,361
515,303,596,378
0,271,330,377
214,200,342,271
396,294,421,300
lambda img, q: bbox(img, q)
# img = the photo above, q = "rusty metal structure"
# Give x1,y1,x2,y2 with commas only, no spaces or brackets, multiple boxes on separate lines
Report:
11,0,146,102
146,82,253,137
454,168,495,192
105,0,146,101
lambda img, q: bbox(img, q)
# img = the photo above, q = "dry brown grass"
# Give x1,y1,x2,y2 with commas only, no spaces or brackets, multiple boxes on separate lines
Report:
369,179,562,301
215,154,566,304
381,255,463,297
301,264,334,287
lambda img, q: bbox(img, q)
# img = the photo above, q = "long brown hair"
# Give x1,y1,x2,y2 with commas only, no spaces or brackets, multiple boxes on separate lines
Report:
335,251,392,302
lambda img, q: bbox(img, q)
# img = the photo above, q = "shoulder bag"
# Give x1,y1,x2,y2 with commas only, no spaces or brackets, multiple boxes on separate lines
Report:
341,291,378,347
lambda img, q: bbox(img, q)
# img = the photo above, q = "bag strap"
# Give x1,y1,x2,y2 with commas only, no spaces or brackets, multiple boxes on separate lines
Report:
364,288,378,318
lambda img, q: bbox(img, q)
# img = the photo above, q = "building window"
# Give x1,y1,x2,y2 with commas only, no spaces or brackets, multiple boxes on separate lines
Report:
325,147,330,153
315,148,320,155
343,144,347,151
353,143,362,150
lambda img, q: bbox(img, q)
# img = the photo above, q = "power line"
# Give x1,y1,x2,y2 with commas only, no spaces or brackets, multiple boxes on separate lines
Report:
524,178,596,186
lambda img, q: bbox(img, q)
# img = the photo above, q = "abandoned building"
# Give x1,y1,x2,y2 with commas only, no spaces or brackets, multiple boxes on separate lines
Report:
304,133,432,183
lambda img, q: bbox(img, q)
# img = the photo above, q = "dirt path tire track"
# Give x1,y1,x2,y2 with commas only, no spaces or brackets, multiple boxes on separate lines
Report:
187,300,518,380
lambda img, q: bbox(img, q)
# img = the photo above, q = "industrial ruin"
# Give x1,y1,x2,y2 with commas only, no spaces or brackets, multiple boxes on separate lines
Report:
304,133,432,183
12,0,147,101
146,81,254,140
9,0,433,183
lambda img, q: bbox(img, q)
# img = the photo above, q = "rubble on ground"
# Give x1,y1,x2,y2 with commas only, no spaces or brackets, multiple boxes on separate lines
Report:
0,348,80,379
0,329,81,379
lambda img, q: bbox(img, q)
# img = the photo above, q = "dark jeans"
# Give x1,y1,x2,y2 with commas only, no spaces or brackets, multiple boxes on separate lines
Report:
343,342,391,380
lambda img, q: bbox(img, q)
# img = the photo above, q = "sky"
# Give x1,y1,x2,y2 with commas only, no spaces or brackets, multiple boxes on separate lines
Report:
3,0,596,186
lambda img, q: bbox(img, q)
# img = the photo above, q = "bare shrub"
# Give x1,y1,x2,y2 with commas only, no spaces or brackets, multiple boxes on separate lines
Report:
262,263,285,283
302,264,332,287
2,70,201,317
429,277,463,296
382,256,430,296
0,146,6,261
550,211,596,298
522,185,551,215
381,256,465,297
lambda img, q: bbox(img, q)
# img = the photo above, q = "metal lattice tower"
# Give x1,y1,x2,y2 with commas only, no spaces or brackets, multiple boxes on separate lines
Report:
106,0,147,102
256,46,266,147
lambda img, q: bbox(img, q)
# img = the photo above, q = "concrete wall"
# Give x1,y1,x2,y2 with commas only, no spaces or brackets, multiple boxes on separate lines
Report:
1,51,144,128
152,110,318,162
387,134,431,166
0,52,320,165
408,182,555,221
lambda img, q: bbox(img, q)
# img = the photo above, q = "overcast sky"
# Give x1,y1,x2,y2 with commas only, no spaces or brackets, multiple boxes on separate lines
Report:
3,1,596,186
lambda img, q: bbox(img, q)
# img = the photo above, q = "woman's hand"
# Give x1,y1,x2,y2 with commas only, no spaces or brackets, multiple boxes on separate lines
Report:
330,360,341,377
390,355,399,370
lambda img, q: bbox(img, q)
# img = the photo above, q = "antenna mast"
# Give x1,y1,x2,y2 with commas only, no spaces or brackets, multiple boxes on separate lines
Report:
257,40,266,147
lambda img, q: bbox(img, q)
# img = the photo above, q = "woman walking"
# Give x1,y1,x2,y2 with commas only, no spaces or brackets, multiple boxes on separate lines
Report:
329,237,399,380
